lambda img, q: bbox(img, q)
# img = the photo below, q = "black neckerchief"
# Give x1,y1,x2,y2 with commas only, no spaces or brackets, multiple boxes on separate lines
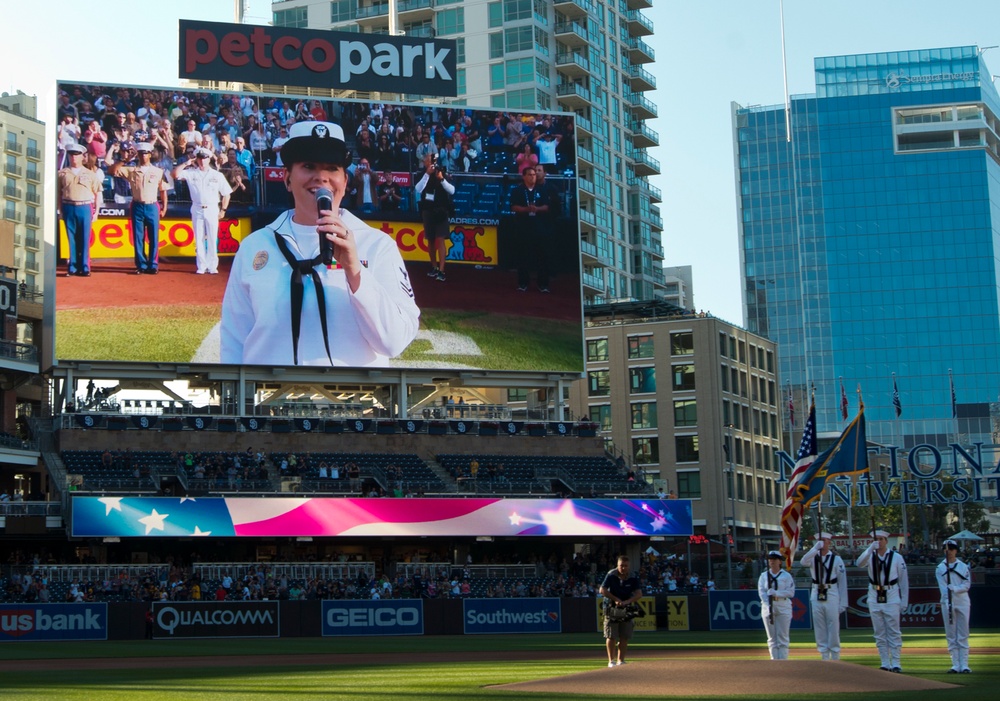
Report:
814,551,835,585
875,550,891,586
270,216,334,366
768,570,781,592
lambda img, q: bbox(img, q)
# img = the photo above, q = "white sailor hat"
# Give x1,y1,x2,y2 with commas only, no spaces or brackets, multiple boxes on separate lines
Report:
135,142,154,153
943,539,959,549
870,530,890,539
280,120,351,167
815,532,834,540
66,143,86,155
195,147,212,159
766,550,783,560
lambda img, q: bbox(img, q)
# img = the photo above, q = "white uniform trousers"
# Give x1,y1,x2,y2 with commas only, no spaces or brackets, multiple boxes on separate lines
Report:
869,597,903,668
763,602,792,660
811,589,842,660
943,601,971,671
192,205,220,274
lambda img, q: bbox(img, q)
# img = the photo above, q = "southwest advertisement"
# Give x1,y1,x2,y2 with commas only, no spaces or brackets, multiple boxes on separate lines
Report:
463,598,561,634
54,81,583,372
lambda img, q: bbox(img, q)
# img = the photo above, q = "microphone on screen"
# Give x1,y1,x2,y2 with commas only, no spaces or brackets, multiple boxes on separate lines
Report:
316,187,335,266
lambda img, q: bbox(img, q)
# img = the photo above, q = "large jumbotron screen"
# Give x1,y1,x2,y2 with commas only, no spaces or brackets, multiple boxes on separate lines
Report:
53,82,583,372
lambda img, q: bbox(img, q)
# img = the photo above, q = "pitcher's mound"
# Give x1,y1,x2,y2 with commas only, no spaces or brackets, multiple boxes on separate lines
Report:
491,659,957,697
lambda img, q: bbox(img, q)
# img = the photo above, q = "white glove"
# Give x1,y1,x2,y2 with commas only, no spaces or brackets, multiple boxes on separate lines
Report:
767,588,777,597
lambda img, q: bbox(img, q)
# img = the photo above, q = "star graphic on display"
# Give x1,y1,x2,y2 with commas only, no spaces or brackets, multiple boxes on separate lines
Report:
640,503,650,512
651,515,667,532
192,526,211,536
137,509,169,535
659,509,665,517
98,497,124,516
619,519,629,530
179,497,196,504
509,513,522,526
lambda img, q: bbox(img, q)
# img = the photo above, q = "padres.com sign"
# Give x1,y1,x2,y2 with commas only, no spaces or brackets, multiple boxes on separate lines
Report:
179,20,457,96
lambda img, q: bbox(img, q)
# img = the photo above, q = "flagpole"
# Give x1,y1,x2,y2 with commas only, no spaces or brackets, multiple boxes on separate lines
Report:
894,372,908,553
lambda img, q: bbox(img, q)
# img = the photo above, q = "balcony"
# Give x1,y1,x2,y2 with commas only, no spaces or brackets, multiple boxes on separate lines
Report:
577,144,594,165
554,21,590,48
628,65,656,92
574,113,592,136
25,216,40,229
553,0,592,19
26,170,40,183
556,82,591,110
26,192,40,205
4,186,22,200
580,238,598,262
5,140,22,155
25,260,39,273
632,149,660,176
398,0,434,22
25,234,40,248
582,270,605,292
555,52,590,79
629,176,662,203
626,37,655,64
626,10,653,37
577,174,596,198
3,208,20,223
356,2,389,26
638,207,662,231
406,25,436,38
26,146,41,161
628,92,658,120
627,0,652,9
4,164,22,177
631,121,659,148
579,209,596,231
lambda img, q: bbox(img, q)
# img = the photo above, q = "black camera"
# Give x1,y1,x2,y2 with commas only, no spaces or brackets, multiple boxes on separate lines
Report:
605,601,645,622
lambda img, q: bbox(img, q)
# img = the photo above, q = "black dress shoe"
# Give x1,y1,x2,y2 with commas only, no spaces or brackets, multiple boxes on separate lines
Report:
961,669,971,674
148,268,158,275
81,271,91,277
879,666,890,671
891,667,902,673
948,669,959,674
135,269,144,274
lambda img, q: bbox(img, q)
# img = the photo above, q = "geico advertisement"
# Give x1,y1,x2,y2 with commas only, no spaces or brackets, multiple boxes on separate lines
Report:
0,603,108,642
152,601,279,639
58,217,253,259
709,590,812,631
846,587,943,628
321,600,424,636
463,598,561,635
595,597,656,632
367,219,498,267
667,596,690,631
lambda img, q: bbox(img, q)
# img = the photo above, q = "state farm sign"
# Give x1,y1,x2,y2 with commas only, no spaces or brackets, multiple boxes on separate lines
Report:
179,20,457,96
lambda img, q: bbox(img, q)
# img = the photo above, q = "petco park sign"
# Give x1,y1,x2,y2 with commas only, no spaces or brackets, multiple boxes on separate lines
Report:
179,20,457,96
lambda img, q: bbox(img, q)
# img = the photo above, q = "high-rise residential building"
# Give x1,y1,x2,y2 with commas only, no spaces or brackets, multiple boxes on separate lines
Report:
1,91,44,299
734,45,1000,452
270,0,665,304
662,264,693,311
570,300,782,549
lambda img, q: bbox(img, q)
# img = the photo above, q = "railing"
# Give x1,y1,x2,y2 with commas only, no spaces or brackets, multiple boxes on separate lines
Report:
626,9,654,34
356,3,389,19
25,216,40,228
26,146,41,160
399,0,433,11
556,52,590,72
192,561,376,582
26,192,40,204
26,170,41,183
0,500,55,516
5,140,23,154
12,563,171,584
3,186,21,199
0,339,38,363
4,164,22,177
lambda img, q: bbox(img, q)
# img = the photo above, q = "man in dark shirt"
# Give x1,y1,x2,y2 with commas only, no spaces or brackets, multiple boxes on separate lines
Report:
600,555,642,667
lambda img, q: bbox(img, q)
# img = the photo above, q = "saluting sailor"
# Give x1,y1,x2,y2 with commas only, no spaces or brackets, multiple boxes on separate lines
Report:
799,532,847,660
58,144,103,276
936,538,972,674
220,121,420,366
758,550,796,660
173,148,232,275
856,529,909,672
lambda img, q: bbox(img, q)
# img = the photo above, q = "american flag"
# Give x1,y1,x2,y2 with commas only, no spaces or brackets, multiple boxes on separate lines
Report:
840,380,848,421
780,399,816,569
892,376,902,418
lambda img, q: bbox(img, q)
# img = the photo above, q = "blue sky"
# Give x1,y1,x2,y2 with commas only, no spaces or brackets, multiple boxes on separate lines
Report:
3,0,997,324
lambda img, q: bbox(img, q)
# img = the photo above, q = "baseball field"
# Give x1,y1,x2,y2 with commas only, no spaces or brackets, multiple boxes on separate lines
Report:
2,629,997,700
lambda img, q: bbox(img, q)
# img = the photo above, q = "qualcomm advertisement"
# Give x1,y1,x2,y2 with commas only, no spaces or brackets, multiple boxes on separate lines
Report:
152,601,279,639
70,496,694,538
708,590,812,631
0,603,108,642
463,598,561,635
322,600,424,637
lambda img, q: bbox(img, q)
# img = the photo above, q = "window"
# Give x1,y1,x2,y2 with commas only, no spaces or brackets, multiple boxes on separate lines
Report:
674,400,697,427
629,367,655,393
456,68,466,96
675,435,699,463
632,437,659,465
722,400,730,426
589,405,612,431
631,402,657,429
719,333,728,357
489,32,504,59
506,388,528,402
505,57,534,86
455,37,465,64
506,88,538,109
436,8,464,36
677,470,701,498
490,64,505,90
628,334,653,359
587,338,608,362
504,0,531,21
672,365,695,391
720,365,729,392
273,7,308,27
671,332,694,356
505,26,533,53
588,370,610,396
330,0,354,22
488,1,503,27
737,472,745,500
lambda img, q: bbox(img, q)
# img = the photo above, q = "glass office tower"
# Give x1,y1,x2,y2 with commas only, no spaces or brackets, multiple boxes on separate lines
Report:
270,0,665,304
734,46,1000,451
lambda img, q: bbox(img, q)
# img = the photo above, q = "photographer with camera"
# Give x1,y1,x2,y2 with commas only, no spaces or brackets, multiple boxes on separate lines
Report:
600,555,642,667
415,155,455,282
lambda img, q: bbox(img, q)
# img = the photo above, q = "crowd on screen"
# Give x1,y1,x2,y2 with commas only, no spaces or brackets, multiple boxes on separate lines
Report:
56,84,577,216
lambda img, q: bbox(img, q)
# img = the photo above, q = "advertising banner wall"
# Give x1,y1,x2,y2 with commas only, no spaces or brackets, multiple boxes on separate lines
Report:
151,601,279,639
463,598,561,635
708,590,812,631
846,587,944,628
321,600,424,637
666,596,690,631
70,496,694,538
0,603,108,642
54,81,583,372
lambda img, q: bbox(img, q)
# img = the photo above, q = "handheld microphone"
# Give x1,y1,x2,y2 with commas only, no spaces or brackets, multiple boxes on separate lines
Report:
316,187,335,265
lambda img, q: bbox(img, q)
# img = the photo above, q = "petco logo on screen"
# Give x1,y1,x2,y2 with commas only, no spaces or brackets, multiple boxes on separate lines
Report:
0,604,108,642
322,601,424,637
463,598,561,635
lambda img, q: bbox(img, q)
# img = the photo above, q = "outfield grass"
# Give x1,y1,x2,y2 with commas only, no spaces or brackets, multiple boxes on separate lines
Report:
4,630,997,701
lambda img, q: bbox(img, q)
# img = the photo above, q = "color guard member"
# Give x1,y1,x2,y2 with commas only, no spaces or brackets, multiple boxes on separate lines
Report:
758,550,796,660
799,532,847,660
856,529,909,672
936,538,972,674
